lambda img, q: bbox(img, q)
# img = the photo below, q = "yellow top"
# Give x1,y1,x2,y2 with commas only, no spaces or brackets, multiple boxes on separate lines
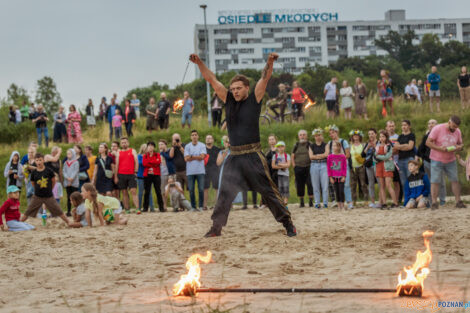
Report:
350,143,365,168
85,194,120,212
87,155,97,180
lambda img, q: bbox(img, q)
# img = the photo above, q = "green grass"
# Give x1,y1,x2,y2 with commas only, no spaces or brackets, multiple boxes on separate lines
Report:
3,96,470,211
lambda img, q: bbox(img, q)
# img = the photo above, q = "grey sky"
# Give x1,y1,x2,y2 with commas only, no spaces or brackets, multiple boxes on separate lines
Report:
1,0,469,110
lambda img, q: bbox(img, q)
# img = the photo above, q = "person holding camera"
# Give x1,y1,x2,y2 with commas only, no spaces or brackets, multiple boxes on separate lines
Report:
354,77,368,120
164,176,191,212
32,104,49,147
169,133,187,191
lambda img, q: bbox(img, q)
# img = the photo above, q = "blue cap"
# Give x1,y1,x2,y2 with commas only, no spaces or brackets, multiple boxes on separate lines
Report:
7,185,20,194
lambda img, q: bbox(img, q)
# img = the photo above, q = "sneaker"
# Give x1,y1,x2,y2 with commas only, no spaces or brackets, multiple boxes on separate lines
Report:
331,201,338,208
456,201,467,209
253,205,259,209
299,199,305,208
125,210,131,214
431,203,439,210
285,223,297,237
190,208,197,212
323,204,328,209
204,227,221,238
241,206,248,210
66,212,72,217
309,199,314,207
197,207,204,212
259,205,267,209
373,203,382,209
347,203,354,210
440,200,446,206
314,204,321,209
368,203,376,208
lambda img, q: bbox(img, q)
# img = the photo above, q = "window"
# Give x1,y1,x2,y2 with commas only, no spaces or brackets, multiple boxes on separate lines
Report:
352,25,391,31
274,37,294,43
241,38,262,44
298,36,321,42
308,26,321,32
337,35,347,41
399,24,441,30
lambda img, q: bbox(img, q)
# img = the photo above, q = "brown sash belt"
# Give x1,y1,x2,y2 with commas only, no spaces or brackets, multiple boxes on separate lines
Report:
230,142,262,155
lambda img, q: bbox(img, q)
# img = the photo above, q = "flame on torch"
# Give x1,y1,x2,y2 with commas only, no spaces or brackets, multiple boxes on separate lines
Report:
304,94,316,111
173,251,212,296
173,99,184,113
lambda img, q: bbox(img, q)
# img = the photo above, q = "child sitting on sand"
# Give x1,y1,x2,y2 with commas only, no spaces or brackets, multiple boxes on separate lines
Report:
81,183,128,226
327,141,347,210
404,160,430,209
69,191,91,228
0,185,35,232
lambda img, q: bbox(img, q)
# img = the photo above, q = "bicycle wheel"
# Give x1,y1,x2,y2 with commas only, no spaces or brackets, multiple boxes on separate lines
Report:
283,112,293,123
259,115,270,125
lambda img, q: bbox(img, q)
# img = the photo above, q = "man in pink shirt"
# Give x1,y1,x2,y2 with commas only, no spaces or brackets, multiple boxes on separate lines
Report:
426,115,466,209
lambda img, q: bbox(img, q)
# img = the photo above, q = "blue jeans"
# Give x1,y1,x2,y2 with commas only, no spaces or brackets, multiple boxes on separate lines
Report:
188,174,205,209
310,162,329,206
6,220,35,232
181,112,192,126
36,127,49,147
344,166,352,203
108,122,113,141
397,157,414,188
138,178,154,211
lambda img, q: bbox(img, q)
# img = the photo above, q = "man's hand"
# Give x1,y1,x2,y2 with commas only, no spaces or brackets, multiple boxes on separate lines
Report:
267,53,279,63
189,54,202,65
114,176,119,184
1,225,7,231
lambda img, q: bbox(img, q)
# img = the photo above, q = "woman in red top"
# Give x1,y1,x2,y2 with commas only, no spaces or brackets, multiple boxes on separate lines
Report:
123,99,136,137
142,141,164,212
291,81,307,122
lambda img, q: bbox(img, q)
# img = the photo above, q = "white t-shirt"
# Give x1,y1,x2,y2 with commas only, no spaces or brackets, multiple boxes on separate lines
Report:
274,152,290,177
324,82,337,101
165,181,182,195
184,141,207,175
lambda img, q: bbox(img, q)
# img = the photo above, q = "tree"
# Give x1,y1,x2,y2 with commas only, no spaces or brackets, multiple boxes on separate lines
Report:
440,40,470,67
374,30,421,70
419,34,443,66
6,83,30,107
35,76,62,113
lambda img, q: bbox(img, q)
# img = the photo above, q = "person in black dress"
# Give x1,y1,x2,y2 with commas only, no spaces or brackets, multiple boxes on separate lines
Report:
92,143,114,196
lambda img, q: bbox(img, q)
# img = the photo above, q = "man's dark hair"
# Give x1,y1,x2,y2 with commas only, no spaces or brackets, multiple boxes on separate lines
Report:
112,141,120,147
34,153,44,159
120,137,128,141
191,129,198,134
450,115,461,126
229,74,250,87
159,139,167,145
147,141,156,147
402,119,411,126
369,128,377,134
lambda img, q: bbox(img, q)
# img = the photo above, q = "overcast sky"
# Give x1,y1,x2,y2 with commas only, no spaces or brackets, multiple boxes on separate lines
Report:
1,0,469,110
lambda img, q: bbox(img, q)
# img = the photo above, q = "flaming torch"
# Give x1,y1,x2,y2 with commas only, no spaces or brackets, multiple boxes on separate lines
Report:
304,94,316,111
173,99,184,113
173,251,212,297
396,230,434,297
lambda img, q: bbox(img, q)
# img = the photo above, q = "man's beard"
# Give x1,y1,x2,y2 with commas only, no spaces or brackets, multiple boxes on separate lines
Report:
299,139,307,143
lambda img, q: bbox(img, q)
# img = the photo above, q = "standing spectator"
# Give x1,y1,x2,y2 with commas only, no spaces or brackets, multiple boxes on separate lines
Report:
457,66,470,110
164,176,192,212
109,141,120,198
66,104,82,144
130,93,141,119
53,106,67,143
114,137,139,213
184,130,206,211
156,93,171,130
274,83,288,122
394,120,416,193
20,101,29,122
99,97,107,122
327,141,347,210
203,134,220,210
410,79,422,103
309,129,328,209
63,148,79,216
291,81,307,122
170,133,187,190
145,97,158,133
362,129,379,208
8,106,16,123
417,119,446,205
112,107,123,139
122,99,136,137
181,91,194,128
4,151,24,189
378,69,394,117
375,130,398,208
386,120,402,205
14,106,21,124
137,144,154,212
265,134,278,185
354,77,368,120
211,92,223,127
105,98,119,141
86,99,95,128
44,146,62,179
272,141,291,205
426,115,466,209
22,145,37,205
427,66,441,113
404,160,430,209
85,146,96,183
325,125,353,209
404,81,413,101
324,77,338,119
159,139,174,211
74,145,90,190
92,143,114,196
417,80,425,101
32,104,49,147
292,130,313,207
28,102,36,120
340,80,354,120
216,135,243,207
349,130,368,205
142,141,165,212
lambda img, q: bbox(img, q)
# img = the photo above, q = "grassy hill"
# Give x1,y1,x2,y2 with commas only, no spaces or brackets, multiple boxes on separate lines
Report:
3,96,469,211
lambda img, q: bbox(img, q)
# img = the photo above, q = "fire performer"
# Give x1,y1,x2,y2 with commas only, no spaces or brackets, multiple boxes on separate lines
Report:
189,53,296,238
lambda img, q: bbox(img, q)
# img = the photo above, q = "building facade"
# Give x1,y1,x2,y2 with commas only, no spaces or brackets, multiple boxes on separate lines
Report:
194,9,470,75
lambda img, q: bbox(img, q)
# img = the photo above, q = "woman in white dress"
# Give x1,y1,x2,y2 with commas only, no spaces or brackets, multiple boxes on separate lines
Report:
340,80,354,120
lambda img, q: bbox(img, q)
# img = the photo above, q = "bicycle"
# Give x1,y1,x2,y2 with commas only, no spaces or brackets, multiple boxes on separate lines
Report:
259,100,293,125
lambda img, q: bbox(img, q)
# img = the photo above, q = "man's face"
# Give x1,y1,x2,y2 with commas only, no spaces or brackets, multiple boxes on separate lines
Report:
298,132,307,142
368,131,376,140
402,122,410,133
206,135,214,145
111,143,119,151
448,120,459,133
172,134,181,144
432,66,437,73
150,98,155,105
59,107,63,113
332,77,338,84
184,91,189,98
161,93,166,100
132,94,136,99
386,122,395,134
35,157,44,167
120,139,129,149
268,136,276,146
229,81,249,101
158,142,166,152
191,132,199,142
428,120,437,131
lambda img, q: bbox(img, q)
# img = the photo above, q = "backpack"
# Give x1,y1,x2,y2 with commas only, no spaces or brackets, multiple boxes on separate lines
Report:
292,141,311,154
362,142,375,168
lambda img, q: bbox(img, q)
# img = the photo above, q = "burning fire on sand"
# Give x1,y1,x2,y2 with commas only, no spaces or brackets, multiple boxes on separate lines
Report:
396,230,434,297
173,251,212,296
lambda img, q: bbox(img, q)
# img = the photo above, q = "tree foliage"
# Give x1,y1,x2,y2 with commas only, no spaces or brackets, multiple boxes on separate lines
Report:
35,76,62,113
6,84,30,108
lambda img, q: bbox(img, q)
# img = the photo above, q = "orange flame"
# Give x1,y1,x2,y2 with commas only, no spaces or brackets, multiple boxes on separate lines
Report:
396,231,434,296
173,99,184,113
173,251,212,296
304,94,316,111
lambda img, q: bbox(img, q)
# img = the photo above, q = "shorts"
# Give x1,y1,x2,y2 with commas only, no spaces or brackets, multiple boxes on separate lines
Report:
376,162,394,178
181,112,192,125
80,219,89,227
430,160,458,183
326,100,336,111
117,174,137,190
204,168,220,189
277,175,290,197
113,205,123,215
429,90,440,97
25,195,63,217
407,197,428,208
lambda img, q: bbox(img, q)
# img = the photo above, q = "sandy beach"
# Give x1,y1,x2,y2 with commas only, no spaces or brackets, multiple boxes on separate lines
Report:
1,204,469,313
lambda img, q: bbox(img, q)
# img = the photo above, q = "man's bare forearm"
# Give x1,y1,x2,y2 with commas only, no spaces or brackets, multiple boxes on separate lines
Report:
261,60,274,81
197,61,218,86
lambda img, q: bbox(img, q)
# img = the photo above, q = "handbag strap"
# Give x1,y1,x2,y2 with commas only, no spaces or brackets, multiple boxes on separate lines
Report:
99,157,107,171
